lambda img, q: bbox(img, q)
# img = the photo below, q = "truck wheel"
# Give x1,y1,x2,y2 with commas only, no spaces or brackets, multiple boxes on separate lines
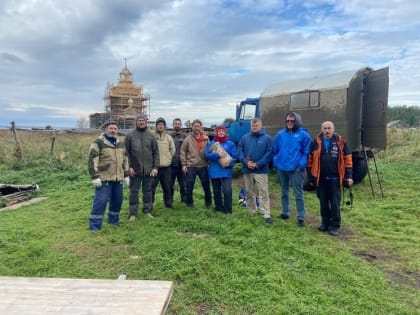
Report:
352,156,368,183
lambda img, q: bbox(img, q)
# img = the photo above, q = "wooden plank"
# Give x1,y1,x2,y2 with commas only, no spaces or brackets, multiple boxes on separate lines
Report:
0,277,173,315
0,197,46,212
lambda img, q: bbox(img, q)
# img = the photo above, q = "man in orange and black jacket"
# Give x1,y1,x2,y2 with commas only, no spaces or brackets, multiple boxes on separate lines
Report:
307,121,353,236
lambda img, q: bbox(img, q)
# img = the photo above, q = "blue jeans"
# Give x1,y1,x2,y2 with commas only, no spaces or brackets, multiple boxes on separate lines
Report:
89,181,123,230
278,170,306,220
211,177,232,213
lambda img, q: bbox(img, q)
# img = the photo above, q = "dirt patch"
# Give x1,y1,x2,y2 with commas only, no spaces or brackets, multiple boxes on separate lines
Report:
353,250,400,263
353,250,420,289
387,270,420,289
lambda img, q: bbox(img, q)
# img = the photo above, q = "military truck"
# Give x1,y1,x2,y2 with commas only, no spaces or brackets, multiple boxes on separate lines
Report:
226,66,389,183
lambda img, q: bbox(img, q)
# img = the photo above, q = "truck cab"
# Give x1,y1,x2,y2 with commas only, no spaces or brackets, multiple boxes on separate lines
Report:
225,97,260,144
226,67,389,183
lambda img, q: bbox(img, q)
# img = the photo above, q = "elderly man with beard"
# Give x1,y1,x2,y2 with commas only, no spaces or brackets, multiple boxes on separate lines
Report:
88,120,129,231
307,121,353,236
125,114,160,220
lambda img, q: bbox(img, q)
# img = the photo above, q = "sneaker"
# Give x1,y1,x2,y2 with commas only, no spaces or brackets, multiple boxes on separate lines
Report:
329,227,339,236
297,219,305,227
146,213,154,218
265,217,273,224
279,214,289,220
317,224,328,232
128,215,136,222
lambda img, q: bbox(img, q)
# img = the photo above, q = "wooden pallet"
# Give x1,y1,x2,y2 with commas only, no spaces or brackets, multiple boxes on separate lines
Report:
0,276,173,315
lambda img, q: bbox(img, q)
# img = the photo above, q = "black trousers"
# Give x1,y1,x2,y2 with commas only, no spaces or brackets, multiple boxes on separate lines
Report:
211,177,232,213
317,179,342,228
170,165,187,202
185,167,212,207
129,175,154,215
152,166,173,207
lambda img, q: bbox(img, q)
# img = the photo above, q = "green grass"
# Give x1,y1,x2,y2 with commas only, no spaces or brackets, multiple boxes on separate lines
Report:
0,129,419,314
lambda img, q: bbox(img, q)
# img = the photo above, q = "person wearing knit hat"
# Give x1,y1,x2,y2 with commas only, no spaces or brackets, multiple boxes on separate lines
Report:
151,117,175,208
125,113,160,220
88,121,129,230
136,114,146,121
205,125,237,214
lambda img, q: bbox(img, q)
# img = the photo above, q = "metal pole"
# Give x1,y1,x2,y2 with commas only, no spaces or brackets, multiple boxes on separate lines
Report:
363,147,375,197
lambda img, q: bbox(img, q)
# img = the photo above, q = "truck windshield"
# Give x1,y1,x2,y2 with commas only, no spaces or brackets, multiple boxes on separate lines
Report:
240,103,257,120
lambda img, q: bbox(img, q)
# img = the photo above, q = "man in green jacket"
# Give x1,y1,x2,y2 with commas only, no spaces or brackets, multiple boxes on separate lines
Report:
125,114,160,220
88,120,129,230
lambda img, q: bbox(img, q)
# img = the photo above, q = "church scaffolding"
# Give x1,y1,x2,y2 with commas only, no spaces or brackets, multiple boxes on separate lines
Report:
89,62,150,129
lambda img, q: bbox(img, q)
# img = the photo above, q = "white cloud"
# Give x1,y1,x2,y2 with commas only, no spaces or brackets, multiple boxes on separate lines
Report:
0,0,419,128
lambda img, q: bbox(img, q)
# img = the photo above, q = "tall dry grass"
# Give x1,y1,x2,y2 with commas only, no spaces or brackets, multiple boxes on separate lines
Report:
0,129,95,171
378,128,420,161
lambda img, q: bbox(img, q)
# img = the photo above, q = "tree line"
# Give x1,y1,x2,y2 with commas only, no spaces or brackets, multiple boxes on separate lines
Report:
387,105,420,127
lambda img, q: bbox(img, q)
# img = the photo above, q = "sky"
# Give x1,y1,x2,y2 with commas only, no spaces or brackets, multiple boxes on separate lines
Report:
1,0,419,128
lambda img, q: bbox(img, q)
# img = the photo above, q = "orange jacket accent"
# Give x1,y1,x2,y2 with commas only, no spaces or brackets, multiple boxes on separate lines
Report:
307,134,352,187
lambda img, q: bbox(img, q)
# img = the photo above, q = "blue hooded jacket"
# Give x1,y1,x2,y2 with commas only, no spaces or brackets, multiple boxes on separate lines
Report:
237,128,273,174
272,112,311,172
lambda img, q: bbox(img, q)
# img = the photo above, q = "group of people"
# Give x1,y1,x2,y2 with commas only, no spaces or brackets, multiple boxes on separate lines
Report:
87,112,353,237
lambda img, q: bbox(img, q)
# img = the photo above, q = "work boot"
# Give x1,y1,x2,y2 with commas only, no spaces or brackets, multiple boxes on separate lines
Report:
317,224,328,232
329,227,339,236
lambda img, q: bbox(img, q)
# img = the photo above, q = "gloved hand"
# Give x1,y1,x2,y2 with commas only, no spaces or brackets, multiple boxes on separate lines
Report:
123,177,130,187
92,178,102,188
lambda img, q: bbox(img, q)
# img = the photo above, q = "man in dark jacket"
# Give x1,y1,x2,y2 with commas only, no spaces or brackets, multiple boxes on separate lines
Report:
125,114,160,220
170,118,187,203
237,118,273,224
307,121,353,236
273,112,311,227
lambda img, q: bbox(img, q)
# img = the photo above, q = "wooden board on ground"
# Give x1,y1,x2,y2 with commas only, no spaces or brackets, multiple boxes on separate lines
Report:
0,276,173,315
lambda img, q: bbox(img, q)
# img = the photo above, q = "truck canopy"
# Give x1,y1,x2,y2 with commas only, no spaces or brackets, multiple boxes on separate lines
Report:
261,68,370,97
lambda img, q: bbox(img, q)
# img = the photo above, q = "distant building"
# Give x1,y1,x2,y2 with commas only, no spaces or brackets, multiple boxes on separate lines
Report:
89,62,150,129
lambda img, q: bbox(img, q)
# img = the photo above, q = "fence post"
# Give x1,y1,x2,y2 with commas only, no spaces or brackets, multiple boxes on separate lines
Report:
10,121,22,160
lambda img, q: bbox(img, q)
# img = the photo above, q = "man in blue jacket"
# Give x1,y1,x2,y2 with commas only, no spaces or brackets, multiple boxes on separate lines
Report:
273,112,311,227
237,118,273,224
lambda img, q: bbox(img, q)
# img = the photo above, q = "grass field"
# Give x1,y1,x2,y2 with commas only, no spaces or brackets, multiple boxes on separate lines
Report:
0,128,419,314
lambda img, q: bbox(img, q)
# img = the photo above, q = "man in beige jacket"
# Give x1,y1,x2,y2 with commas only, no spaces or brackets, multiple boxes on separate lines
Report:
152,117,176,208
